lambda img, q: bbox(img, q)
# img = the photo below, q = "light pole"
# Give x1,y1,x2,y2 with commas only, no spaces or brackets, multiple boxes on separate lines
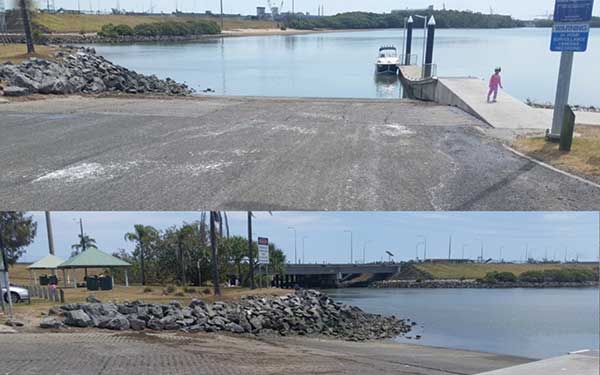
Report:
461,244,468,260
417,235,427,261
414,15,428,69
302,236,308,264
499,246,504,263
477,238,484,263
363,241,371,264
344,230,353,264
288,227,297,264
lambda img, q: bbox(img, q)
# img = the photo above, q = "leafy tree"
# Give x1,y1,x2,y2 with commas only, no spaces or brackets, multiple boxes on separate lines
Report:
0,212,37,266
124,225,160,286
71,234,97,256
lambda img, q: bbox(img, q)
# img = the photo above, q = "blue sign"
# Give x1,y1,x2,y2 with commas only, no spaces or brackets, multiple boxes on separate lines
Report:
551,23,591,51
554,0,595,22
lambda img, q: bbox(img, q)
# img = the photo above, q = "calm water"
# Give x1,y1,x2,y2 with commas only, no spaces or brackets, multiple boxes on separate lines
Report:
324,288,599,359
92,28,599,105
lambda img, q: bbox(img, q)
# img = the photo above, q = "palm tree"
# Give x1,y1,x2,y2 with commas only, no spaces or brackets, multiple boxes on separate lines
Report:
124,225,158,286
71,234,97,257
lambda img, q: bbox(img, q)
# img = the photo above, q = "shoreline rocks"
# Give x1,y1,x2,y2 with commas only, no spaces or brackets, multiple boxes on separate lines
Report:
41,289,414,342
0,47,192,97
371,279,600,289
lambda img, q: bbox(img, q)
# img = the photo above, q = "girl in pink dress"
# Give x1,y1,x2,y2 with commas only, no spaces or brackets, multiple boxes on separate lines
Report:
487,68,503,103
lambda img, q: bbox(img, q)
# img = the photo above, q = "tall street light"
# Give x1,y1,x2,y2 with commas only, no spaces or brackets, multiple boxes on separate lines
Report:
363,240,372,264
288,227,297,264
417,235,427,261
344,230,353,264
302,236,308,264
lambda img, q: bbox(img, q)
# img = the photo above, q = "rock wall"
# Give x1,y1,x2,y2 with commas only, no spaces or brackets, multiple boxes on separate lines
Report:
0,47,192,96
40,290,415,342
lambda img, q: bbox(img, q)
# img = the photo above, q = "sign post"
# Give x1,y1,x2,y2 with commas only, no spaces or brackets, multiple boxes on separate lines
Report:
549,0,594,139
258,237,269,288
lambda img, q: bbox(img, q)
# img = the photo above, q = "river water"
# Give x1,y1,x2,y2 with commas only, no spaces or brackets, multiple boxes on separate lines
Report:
325,287,600,359
92,28,599,105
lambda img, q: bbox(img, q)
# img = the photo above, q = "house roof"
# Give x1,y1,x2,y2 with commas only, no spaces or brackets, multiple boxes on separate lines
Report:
27,254,66,270
58,248,131,269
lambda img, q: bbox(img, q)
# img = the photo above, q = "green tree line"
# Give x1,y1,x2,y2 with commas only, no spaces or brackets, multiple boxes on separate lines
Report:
98,19,221,38
286,10,525,30
483,268,599,284
113,218,286,288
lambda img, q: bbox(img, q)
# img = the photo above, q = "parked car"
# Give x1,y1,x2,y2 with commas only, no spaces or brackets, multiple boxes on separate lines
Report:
1,285,30,303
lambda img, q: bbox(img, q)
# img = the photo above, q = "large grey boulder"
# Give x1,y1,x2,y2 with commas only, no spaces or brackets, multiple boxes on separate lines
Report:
40,317,64,329
64,310,93,327
128,318,146,331
3,86,29,97
104,316,130,331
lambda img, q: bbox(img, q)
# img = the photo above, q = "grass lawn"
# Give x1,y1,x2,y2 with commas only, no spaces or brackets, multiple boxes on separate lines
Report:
513,125,600,184
415,263,597,280
0,44,57,64
33,13,277,34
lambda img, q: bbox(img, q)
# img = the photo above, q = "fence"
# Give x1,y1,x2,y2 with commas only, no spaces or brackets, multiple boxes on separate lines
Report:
27,285,65,303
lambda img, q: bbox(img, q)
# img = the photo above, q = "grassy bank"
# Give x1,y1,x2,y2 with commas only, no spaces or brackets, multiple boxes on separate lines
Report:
33,13,276,34
0,44,57,64
513,125,600,185
413,263,597,280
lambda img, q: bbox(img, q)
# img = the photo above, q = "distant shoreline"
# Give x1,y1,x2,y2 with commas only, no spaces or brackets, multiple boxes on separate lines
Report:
371,279,599,289
0,26,577,45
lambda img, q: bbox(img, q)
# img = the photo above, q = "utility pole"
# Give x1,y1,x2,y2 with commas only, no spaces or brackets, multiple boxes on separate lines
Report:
79,218,86,252
45,212,55,255
210,212,221,297
448,235,452,260
19,0,35,54
247,212,255,290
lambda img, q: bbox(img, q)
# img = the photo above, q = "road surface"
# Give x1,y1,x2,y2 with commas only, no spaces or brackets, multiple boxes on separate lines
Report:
0,332,530,375
0,96,598,210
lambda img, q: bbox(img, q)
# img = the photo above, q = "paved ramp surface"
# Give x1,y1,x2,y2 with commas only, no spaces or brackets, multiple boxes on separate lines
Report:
0,332,530,375
1,96,599,211
476,351,599,375
439,78,552,130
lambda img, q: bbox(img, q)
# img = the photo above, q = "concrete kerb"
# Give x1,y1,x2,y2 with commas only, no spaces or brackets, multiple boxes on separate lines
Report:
502,144,600,190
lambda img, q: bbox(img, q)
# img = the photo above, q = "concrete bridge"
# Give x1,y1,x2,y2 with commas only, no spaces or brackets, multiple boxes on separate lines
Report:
271,263,401,289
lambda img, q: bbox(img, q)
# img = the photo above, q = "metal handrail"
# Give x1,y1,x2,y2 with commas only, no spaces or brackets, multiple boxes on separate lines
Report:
421,63,438,79
399,54,419,66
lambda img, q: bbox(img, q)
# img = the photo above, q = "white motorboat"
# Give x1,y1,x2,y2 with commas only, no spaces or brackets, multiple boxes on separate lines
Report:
375,46,400,75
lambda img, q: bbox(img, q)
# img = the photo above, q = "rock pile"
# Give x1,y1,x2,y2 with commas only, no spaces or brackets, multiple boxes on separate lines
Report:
40,289,414,341
0,47,192,96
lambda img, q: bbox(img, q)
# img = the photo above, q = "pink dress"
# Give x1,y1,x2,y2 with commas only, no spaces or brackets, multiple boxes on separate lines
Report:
488,74,502,101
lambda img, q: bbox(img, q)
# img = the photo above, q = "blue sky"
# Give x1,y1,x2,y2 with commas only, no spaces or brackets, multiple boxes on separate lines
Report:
16,1,600,20
21,212,600,264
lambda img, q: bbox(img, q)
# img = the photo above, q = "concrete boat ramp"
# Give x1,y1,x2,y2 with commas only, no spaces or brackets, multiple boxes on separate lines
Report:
398,66,599,130
476,350,599,375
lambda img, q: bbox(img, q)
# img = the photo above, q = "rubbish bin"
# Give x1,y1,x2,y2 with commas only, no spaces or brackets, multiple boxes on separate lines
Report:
99,276,113,291
39,275,49,286
48,275,58,285
86,276,99,291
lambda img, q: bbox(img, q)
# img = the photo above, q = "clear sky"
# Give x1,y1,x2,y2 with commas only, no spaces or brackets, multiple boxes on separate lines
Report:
19,0,600,20
20,211,600,264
